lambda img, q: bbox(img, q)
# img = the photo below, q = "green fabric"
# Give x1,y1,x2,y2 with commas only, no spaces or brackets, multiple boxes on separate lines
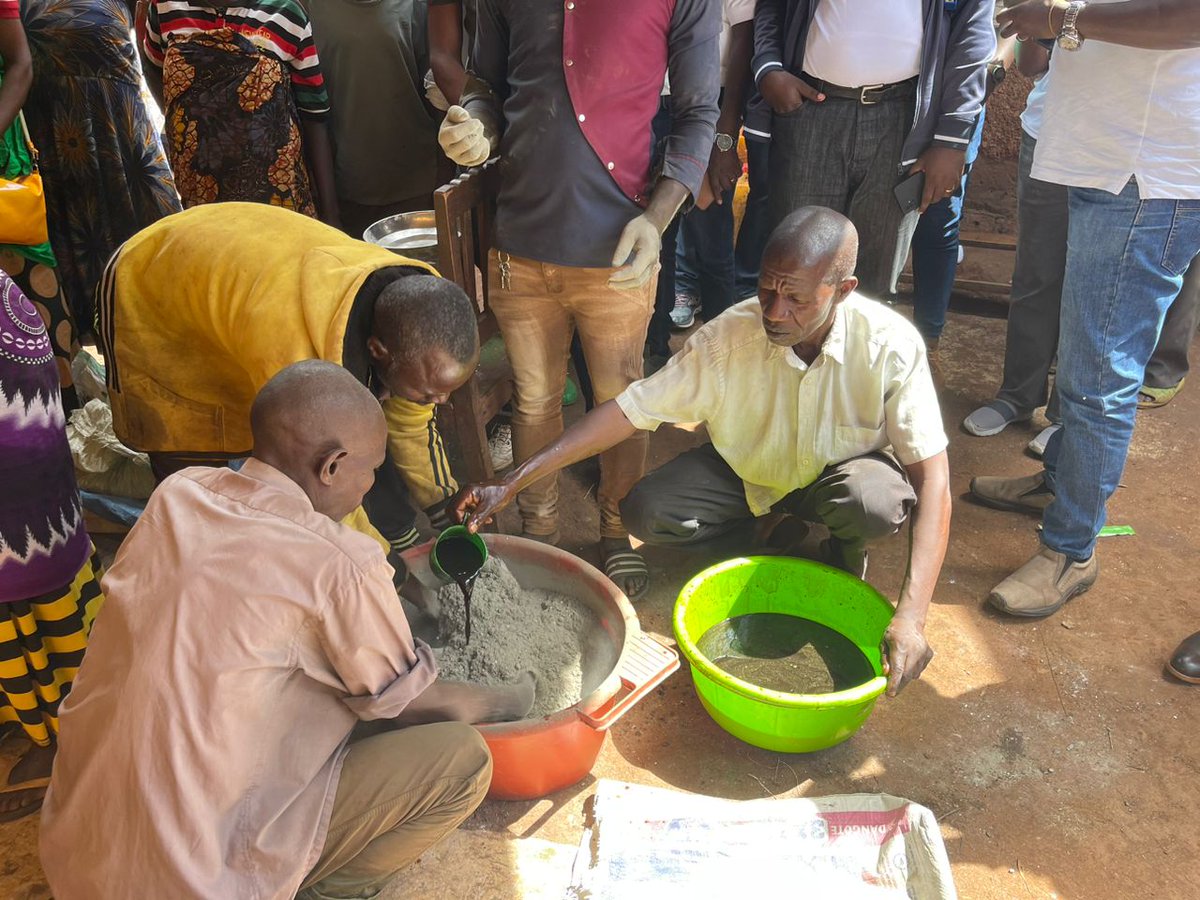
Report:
0,73,56,267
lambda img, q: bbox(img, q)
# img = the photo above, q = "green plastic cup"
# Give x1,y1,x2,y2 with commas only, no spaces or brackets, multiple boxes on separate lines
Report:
431,525,489,583
673,556,892,752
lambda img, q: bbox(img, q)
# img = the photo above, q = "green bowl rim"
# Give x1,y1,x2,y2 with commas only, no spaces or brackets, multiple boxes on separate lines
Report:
673,556,891,709
431,524,489,581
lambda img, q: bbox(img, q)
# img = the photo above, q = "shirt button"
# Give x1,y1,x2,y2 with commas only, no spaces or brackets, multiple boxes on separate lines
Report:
565,59,574,67
566,1,574,8
578,113,586,122
607,161,615,170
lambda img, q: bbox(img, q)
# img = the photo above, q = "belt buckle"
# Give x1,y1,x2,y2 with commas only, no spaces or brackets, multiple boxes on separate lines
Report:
859,83,885,105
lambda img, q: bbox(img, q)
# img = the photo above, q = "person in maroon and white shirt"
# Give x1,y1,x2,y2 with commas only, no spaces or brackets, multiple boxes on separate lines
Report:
438,0,721,600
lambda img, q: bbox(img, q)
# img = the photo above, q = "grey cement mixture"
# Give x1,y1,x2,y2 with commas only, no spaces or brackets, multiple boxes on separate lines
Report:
434,557,599,718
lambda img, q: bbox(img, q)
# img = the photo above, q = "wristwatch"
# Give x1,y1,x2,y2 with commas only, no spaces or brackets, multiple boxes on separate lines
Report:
1057,0,1087,52
714,132,735,152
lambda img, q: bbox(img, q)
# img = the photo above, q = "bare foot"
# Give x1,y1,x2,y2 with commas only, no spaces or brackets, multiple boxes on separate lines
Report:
0,742,55,822
9,742,54,783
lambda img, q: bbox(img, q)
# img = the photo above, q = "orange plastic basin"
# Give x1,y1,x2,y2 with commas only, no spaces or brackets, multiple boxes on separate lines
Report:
402,535,678,800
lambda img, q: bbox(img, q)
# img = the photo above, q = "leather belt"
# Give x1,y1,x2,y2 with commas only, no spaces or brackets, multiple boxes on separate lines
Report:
800,74,918,105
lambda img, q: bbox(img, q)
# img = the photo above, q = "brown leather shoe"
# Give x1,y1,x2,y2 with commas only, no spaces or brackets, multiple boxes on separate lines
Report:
1167,631,1200,684
969,471,1054,515
988,546,1098,618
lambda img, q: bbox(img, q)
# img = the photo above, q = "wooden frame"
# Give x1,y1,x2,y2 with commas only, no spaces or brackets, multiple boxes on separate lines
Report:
434,161,512,483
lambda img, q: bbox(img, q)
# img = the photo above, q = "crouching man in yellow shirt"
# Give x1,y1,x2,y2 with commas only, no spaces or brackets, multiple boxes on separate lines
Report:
454,208,952,695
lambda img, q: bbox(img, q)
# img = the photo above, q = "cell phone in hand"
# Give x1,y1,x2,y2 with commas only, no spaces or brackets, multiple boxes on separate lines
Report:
893,171,926,214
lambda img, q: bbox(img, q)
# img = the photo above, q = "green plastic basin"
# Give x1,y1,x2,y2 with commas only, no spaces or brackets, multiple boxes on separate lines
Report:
673,556,893,753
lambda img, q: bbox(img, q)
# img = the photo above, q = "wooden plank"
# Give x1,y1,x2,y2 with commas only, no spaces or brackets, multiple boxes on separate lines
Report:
958,230,1017,252
897,273,1011,296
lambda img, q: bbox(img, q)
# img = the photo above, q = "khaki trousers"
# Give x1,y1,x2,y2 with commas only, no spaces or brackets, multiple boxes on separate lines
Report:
488,250,654,539
298,723,492,899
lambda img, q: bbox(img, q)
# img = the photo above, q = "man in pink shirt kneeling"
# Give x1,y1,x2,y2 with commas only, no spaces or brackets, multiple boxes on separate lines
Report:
40,361,533,900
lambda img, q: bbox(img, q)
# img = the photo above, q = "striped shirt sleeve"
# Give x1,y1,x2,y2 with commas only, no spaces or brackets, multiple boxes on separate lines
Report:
249,0,329,119
144,0,329,118
144,3,166,66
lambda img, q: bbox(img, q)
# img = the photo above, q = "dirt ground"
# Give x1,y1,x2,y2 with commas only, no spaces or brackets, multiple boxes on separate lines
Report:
4,305,1195,899
2,103,1198,895
452,308,1200,900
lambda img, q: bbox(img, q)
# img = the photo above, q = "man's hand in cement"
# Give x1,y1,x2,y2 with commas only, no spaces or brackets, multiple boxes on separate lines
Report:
609,214,661,289
438,105,493,167
881,615,934,697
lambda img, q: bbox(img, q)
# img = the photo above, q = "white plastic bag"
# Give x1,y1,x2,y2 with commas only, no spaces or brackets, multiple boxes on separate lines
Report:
67,399,156,500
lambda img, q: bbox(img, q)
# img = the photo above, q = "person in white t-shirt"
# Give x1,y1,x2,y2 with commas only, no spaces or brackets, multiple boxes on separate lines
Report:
963,41,1200,445
453,208,952,697
972,0,1200,620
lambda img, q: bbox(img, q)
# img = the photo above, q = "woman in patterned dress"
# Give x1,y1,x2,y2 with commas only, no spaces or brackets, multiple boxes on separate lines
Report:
142,0,340,223
0,0,78,407
0,270,104,822
18,0,180,338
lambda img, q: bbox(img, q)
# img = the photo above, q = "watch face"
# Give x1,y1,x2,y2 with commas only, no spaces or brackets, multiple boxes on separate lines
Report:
1058,32,1082,51
715,133,734,152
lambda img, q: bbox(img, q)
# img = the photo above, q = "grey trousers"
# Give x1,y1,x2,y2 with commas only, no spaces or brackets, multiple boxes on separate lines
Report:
999,131,1200,412
766,90,919,298
619,444,916,574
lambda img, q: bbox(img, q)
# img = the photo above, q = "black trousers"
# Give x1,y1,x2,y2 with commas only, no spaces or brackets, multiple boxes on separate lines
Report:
620,444,915,573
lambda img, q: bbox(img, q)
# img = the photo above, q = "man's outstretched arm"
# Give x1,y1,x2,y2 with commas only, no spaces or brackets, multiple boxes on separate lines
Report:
453,400,638,530
883,450,951,696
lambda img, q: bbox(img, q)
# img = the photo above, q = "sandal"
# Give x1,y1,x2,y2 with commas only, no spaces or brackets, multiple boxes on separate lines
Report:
603,543,650,602
0,770,50,823
1138,378,1184,409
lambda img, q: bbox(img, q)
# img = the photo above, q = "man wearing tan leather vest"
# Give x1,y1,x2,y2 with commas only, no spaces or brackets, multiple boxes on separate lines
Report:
437,0,720,600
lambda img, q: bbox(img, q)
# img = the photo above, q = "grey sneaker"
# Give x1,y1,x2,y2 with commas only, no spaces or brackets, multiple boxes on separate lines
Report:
988,546,1098,618
669,292,698,329
962,399,1031,437
969,471,1054,515
488,424,513,470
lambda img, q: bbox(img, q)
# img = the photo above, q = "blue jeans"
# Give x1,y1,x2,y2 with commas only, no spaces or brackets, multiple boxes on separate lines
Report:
677,139,771,310
675,187,736,321
910,109,986,341
646,98,679,358
734,137,770,298
1042,180,1200,560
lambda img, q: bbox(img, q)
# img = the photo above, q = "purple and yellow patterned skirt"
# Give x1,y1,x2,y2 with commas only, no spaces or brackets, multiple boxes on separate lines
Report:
0,550,104,746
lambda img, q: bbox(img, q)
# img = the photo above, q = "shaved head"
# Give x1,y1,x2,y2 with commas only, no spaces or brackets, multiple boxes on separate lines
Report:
251,361,387,520
757,207,861,357
762,207,859,286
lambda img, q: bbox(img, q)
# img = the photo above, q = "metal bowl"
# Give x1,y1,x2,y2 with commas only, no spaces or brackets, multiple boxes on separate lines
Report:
362,210,440,266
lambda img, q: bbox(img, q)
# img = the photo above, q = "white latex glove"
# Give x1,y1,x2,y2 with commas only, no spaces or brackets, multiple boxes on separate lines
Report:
424,70,450,112
439,105,492,167
609,214,662,289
